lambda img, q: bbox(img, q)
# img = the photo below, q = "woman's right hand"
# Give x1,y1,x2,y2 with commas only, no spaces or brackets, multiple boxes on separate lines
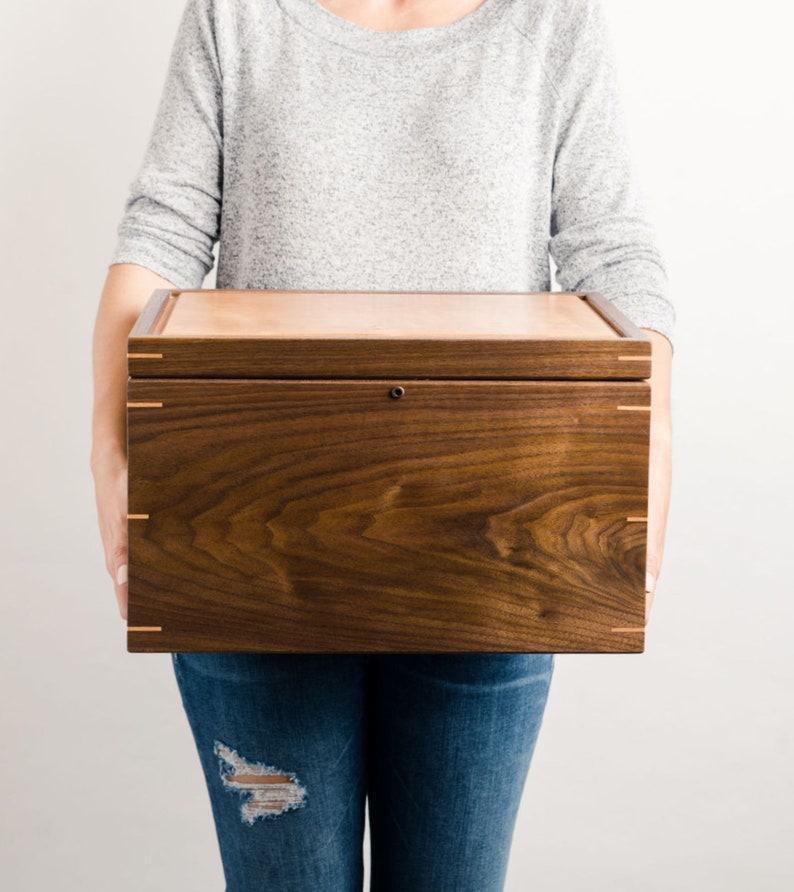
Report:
91,263,178,622
92,451,129,620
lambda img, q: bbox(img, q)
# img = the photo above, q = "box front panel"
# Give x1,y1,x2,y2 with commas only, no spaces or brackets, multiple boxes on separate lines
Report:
127,379,649,653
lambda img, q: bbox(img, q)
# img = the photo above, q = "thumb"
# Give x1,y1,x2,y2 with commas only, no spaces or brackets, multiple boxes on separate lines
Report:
645,571,656,626
114,552,128,621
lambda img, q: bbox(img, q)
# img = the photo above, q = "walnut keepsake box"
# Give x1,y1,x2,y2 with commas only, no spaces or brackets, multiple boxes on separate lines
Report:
126,289,651,654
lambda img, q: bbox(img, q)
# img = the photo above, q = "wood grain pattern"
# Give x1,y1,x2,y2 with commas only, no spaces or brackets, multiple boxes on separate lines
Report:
127,379,649,653
127,338,651,381
127,290,652,381
161,290,619,338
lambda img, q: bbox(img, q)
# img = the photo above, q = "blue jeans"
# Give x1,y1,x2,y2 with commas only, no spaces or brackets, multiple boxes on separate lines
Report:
172,652,554,892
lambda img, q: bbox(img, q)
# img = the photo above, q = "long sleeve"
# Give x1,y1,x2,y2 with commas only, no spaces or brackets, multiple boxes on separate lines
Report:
547,0,675,345
109,0,223,288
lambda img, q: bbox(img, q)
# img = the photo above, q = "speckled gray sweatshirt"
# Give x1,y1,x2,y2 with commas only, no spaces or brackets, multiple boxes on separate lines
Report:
110,0,675,344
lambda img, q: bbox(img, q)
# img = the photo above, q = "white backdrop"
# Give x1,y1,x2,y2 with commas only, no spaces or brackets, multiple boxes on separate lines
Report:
1,1,792,889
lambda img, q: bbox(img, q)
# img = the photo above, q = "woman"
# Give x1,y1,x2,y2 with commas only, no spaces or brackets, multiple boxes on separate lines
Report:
91,0,674,889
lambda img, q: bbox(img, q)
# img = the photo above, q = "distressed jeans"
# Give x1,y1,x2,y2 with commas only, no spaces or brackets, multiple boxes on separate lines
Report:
172,651,555,892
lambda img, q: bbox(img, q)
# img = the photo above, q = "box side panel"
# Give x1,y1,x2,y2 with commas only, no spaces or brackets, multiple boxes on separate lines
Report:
127,380,649,653
127,338,651,380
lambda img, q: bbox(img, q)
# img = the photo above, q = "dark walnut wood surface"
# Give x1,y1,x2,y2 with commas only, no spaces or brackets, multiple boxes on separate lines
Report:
127,378,650,653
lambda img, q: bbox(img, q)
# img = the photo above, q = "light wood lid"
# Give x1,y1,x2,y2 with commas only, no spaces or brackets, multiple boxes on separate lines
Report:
157,290,619,340
129,289,650,380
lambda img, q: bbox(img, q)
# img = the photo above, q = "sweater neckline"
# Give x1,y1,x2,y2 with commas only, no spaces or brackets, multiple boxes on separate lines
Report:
274,0,516,56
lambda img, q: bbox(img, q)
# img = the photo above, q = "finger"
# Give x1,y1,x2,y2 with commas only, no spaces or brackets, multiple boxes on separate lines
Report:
114,564,128,620
645,571,656,626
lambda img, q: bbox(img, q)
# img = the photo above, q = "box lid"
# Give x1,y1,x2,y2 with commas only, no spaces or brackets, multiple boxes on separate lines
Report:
128,289,651,380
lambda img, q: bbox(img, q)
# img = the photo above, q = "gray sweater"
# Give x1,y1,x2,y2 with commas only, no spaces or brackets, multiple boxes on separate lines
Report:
110,0,675,343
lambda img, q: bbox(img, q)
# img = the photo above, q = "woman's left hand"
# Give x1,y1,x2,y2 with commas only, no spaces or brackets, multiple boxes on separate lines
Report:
641,329,673,625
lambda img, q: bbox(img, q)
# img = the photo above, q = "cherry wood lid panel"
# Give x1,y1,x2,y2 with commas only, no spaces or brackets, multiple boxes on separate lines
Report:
143,289,619,339
128,289,651,380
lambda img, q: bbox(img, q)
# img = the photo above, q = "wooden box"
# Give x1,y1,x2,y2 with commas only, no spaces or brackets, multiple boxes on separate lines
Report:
126,289,651,654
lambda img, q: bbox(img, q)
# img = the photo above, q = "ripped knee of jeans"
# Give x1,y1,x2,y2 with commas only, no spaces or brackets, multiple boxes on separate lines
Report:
214,741,308,825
